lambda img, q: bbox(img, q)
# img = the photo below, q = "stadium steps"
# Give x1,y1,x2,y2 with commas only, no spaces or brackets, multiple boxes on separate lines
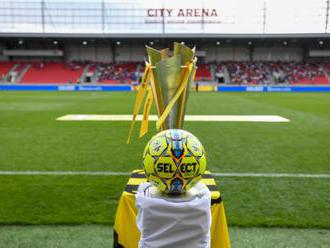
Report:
85,64,98,83
5,63,29,83
222,65,231,84
323,69,330,83
0,61,15,82
79,64,90,83
210,64,216,81
91,65,99,83
15,64,31,83
4,64,19,82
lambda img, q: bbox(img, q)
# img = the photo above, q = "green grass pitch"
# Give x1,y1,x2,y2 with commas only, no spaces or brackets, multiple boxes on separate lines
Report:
0,226,329,248
0,91,329,246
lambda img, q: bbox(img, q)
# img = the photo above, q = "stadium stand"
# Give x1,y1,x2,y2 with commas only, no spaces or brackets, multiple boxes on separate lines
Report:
97,62,141,84
20,62,84,84
219,61,329,85
0,60,329,85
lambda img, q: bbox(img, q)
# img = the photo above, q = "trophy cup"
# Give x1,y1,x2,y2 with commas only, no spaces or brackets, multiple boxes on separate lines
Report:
127,42,197,142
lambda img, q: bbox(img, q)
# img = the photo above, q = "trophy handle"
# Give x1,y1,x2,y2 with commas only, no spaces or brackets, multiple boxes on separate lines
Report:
127,63,152,144
139,86,153,138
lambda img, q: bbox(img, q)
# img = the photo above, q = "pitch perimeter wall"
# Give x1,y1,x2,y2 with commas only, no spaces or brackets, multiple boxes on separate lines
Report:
1,84,330,92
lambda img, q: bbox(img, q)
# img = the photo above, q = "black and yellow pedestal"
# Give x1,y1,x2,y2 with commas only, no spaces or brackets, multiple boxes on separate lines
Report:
114,170,231,248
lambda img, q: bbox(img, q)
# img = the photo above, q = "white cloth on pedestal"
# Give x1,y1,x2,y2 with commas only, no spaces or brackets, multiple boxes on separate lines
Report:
136,182,211,248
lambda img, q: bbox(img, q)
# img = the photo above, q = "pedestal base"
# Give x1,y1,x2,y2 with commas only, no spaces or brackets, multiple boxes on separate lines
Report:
113,170,230,248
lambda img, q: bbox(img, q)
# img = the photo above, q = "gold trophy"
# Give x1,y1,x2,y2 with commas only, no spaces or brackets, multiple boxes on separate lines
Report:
119,42,230,248
127,42,197,143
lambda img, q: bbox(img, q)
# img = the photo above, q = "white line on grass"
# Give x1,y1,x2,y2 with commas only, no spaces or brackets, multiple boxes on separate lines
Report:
0,171,131,176
56,114,290,122
0,171,329,178
212,172,330,178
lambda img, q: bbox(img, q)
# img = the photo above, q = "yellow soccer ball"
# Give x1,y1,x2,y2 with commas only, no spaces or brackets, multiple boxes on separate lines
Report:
143,129,207,194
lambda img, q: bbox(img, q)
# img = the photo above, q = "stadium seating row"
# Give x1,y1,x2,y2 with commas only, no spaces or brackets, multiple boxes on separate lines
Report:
223,61,329,85
0,60,329,85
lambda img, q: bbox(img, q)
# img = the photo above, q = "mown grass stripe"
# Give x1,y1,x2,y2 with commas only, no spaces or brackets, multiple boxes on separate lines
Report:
0,171,329,178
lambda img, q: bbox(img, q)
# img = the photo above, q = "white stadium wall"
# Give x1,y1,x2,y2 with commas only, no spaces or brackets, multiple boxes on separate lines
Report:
253,47,303,61
64,44,145,62
62,44,304,63
65,45,113,62
95,46,113,62
203,46,303,62
115,44,146,62
204,46,250,62
204,46,249,62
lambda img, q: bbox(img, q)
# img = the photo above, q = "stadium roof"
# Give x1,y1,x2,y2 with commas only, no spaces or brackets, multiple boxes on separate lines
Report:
1,0,330,38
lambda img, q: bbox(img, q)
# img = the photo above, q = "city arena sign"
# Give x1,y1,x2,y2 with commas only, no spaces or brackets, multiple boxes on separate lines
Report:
145,8,221,24
147,8,218,17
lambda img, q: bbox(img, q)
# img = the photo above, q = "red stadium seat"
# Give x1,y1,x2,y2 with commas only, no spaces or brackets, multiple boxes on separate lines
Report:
20,62,84,84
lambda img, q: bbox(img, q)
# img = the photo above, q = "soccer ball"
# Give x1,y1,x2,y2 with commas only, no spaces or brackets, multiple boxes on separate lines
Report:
143,129,207,194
